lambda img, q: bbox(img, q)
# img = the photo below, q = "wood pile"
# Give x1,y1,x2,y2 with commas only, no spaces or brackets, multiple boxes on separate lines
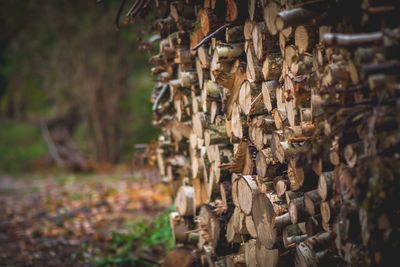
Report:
148,0,400,266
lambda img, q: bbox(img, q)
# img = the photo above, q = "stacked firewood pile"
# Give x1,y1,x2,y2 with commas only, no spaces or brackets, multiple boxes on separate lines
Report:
149,0,400,266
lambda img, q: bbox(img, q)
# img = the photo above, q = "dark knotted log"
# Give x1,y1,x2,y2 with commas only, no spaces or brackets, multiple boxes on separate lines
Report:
362,60,400,77
226,25,245,43
322,31,383,47
305,215,323,236
276,6,323,31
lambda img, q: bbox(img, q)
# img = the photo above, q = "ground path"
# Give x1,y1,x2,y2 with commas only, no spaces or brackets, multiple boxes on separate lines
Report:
0,170,171,267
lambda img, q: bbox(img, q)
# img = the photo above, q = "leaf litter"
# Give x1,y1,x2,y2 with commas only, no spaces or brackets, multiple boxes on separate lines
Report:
0,173,172,267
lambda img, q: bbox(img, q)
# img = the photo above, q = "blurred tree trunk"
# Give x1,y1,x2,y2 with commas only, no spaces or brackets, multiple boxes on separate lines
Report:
0,0,155,165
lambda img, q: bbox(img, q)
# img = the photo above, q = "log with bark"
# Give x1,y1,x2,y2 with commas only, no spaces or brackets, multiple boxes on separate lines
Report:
146,0,400,265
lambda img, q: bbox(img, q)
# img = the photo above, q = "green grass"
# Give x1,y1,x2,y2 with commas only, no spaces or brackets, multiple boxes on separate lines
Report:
0,120,47,173
95,209,175,267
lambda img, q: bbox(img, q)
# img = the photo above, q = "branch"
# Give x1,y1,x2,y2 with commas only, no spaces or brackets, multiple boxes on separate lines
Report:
41,121,65,168
192,24,230,51
152,84,170,114
115,0,128,30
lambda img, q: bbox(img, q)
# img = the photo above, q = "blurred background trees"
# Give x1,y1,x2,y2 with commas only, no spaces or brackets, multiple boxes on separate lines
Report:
0,1,158,172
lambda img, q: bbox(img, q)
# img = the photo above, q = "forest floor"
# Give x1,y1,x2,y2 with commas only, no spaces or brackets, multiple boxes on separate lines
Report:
0,170,172,267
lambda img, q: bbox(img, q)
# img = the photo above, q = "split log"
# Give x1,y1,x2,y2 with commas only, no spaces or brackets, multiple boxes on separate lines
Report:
193,178,209,209
289,196,307,224
220,181,232,211
255,239,279,267
231,174,240,207
294,26,316,54
225,0,247,22
274,176,291,197
219,140,251,173
239,80,262,115
226,253,246,267
262,80,279,112
246,46,264,82
305,215,323,236
255,148,281,178
263,53,283,81
192,112,210,138
175,185,195,216
271,138,302,164
343,142,363,168
204,128,228,147
244,239,257,267
230,206,249,235
231,102,245,139
252,22,279,60
263,1,280,36
245,215,258,238
244,19,256,41
317,171,334,201
320,195,341,224
237,175,259,215
304,189,322,216
198,8,222,35
226,215,243,243
216,42,245,61
251,192,289,249
169,212,199,245
337,165,355,200
198,45,211,68
248,0,262,21
283,224,308,249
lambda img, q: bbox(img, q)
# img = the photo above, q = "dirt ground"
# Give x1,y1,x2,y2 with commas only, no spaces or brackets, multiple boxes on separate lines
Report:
0,171,171,267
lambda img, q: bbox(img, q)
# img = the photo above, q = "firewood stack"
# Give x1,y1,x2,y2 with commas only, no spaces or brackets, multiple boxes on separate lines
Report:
148,0,400,266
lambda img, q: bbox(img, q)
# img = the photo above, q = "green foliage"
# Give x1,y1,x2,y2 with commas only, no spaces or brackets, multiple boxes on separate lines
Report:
0,120,46,173
95,209,175,267
119,66,160,160
0,1,160,165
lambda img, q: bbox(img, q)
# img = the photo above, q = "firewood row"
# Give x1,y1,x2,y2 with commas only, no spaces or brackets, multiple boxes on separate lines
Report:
148,0,400,266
